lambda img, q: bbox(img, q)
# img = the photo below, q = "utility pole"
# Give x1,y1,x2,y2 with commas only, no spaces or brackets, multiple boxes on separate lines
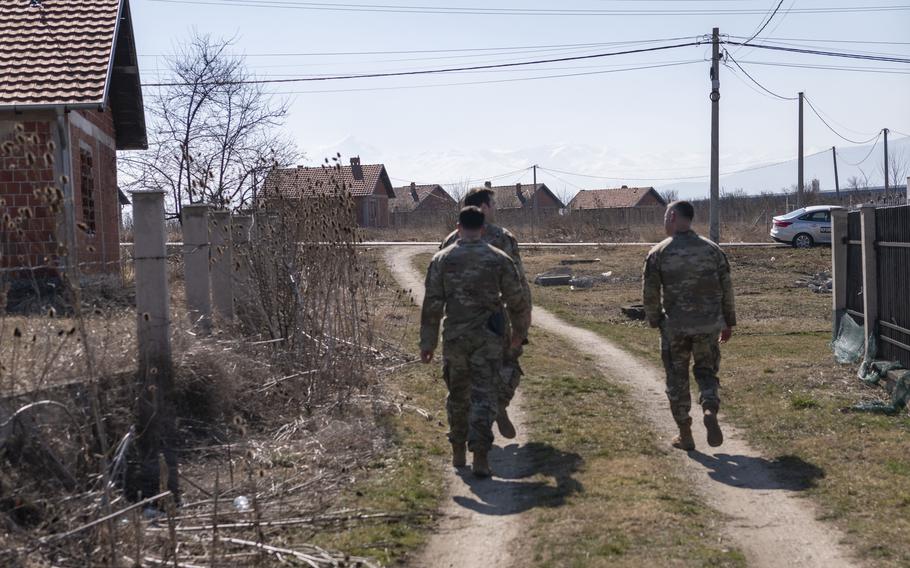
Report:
709,27,720,243
832,146,840,197
883,128,890,196
797,92,804,208
532,164,538,241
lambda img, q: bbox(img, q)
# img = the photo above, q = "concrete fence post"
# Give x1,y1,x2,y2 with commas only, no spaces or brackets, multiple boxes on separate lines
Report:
181,204,212,334
210,210,234,323
906,176,909,205
830,209,848,339
231,214,253,316
859,204,878,358
130,190,179,499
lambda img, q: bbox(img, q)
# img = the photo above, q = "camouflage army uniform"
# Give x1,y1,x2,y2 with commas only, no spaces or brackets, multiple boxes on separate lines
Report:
421,239,531,452
441,223,531,409
642,230,737,426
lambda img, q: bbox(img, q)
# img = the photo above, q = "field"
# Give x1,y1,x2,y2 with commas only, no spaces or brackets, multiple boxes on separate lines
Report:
518,245,910,565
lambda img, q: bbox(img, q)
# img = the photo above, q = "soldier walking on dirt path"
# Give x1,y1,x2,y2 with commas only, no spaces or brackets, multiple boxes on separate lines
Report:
440,186,531,440
642,201,737,451
422,206,531,477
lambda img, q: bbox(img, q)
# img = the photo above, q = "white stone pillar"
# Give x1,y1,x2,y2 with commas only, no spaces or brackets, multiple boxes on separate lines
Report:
210,210,234,322
181,204,212,334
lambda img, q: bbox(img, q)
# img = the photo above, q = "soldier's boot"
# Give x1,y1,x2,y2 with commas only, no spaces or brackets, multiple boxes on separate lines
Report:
495,405,516,439
671,420,696,451
703,408,724,448
472,450,492,478
451,442,467,468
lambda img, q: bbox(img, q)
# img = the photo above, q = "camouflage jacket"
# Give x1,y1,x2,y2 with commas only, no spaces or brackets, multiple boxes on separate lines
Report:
420,239,531,352
441,222,531,300
642,230,737,334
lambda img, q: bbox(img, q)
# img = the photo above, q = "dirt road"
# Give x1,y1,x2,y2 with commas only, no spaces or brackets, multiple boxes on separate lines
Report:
386,246,856,568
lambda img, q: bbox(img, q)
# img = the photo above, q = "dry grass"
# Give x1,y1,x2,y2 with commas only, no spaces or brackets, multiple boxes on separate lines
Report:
520,245,910,566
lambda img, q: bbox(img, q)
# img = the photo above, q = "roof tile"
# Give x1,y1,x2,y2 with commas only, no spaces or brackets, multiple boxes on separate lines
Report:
0,0,121,106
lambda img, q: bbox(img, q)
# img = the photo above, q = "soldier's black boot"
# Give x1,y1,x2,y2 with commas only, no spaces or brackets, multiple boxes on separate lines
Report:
672,418,695,451
472,450,492,478
496,405,516,439
451,442,467,468
703,408,724,447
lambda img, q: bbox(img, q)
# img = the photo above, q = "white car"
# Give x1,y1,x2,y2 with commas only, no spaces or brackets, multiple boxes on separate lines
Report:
770,205,844,248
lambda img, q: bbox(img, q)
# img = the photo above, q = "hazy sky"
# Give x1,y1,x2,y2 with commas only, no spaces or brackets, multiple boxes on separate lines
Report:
133,0,910,194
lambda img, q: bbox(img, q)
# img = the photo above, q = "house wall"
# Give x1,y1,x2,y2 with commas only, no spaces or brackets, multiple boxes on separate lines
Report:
638,191,665,207
0,110,121,278
69,109,120,274
531,189,562,210
0,117,61,275
417,189,457,212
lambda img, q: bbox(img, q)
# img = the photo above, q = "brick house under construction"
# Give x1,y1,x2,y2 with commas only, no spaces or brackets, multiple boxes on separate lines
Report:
0,0,146,278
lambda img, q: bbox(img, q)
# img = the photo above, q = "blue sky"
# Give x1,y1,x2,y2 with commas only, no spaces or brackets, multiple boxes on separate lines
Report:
132,0,910,196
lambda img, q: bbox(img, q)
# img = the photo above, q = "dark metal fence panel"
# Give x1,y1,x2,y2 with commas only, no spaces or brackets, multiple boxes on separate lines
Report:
846,210,864,324
875,205,910,367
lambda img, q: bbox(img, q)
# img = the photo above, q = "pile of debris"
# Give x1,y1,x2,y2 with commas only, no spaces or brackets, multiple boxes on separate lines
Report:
796,271,832,294
533,261,614,290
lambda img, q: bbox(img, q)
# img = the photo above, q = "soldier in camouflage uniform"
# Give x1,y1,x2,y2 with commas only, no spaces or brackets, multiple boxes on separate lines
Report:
422,206,531,477
642,201,736,451
440,186,531,440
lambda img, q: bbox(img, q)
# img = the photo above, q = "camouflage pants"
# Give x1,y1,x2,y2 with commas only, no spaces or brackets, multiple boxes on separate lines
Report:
660,328,721,425
443,330,502,452
499,310,523,408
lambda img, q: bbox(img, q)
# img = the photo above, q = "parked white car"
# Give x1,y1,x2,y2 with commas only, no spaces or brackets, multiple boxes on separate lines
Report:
770,205,844,248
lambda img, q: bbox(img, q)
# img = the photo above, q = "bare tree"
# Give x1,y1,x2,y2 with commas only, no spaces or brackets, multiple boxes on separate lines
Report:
886,147,908,190
122,32,297,219
659,188,679,204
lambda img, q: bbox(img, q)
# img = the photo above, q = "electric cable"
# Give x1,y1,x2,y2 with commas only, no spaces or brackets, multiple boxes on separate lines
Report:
741,0,786,46
724,50,797,100
804,96,883,144
836,132,884,166
722,41,910,64
142,41,701,87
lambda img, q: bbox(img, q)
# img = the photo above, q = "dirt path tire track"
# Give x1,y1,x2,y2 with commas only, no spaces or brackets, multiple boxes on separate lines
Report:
386,246,857,568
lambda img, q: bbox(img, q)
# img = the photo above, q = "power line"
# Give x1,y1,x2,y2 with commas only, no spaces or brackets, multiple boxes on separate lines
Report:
722,41,910,63
741,0,786,46
836,132,884,166
142,41,701,87
539,149,831,182
262,61,701,95
724,50,797,100
803,96,883,144
733,59,910,75
728,35,910,46
149,0,910,16
138,37,695,58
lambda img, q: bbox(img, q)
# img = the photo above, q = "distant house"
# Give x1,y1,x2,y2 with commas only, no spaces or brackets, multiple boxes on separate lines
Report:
568,186,667,210
390,183,456,215
479,181,564,212
262,158,394,228
0,0,146,276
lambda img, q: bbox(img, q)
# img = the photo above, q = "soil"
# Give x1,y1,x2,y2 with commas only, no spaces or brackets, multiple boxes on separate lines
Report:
386,246,858,568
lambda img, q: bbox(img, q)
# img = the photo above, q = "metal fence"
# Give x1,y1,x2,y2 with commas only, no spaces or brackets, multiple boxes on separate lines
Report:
833,204,910,367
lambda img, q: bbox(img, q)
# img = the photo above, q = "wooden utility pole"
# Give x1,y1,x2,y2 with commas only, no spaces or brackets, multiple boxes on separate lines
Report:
532,164,538,241
832,146,840,196
883,128,890,195
797,92,804,208
709,27,720,243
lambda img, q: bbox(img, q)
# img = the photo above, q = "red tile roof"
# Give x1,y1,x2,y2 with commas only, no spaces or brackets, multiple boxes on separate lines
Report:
569,186,664,209
389,184,454,213
0,0,124,107
479,183,562,210
262,163,393,199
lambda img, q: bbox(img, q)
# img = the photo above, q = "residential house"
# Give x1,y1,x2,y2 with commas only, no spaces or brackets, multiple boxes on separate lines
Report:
390,183,456,215
261,158,394,228
0,0,147,276
479,181,564,213
568,186,667,210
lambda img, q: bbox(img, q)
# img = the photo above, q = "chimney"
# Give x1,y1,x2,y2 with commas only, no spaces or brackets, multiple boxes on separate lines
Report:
350,156,363,181
484,181,492,188
515,182,523,196
410,182,419,202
